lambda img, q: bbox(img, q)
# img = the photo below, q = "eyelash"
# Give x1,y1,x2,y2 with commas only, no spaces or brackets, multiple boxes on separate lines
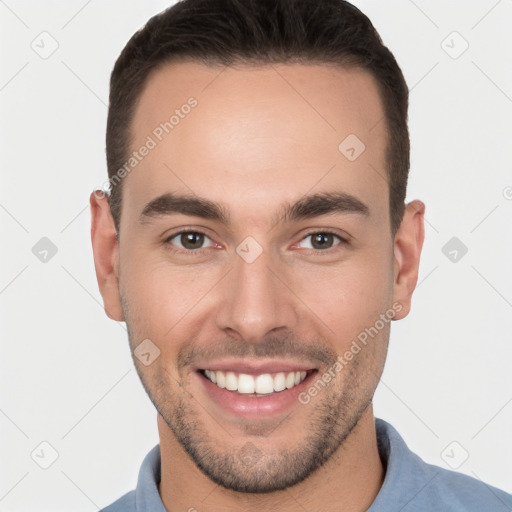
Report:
163,229,349,256
294,230,349,253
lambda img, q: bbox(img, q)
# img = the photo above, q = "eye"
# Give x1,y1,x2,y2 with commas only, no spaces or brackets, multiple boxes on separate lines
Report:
297,231,346,251
165,230,215,251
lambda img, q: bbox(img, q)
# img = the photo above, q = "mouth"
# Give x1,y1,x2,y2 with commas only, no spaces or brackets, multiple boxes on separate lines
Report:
195,363,319,418
199,368,314,396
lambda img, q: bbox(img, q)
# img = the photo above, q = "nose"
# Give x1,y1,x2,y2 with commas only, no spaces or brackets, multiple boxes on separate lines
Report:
215,245,299,344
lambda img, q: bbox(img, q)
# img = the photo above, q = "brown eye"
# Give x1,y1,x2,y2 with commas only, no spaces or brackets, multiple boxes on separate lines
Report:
180,232,204,249
298,232,345,251
166,231,214,251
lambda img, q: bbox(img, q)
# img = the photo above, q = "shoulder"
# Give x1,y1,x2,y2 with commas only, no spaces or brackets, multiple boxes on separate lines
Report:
372,418,512,511
418,461,512,511
99,490,136,512
98,444,162,511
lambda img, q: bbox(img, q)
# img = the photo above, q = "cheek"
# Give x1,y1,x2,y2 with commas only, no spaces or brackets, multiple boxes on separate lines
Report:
289,254,393,343
121,254,221,340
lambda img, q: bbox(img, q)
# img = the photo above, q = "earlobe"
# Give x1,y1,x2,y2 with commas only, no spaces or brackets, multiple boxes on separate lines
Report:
391,200,425,320
90,190,125,321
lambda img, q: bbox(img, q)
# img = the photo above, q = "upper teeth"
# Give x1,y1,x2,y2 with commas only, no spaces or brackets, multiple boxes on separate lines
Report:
203,370,308,394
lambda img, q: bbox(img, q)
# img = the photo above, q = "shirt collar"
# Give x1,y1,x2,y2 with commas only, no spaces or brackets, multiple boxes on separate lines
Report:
134,443,166,511
367,418,439,511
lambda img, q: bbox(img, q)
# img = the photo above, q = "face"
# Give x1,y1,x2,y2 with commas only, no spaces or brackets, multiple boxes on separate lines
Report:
91,61,424,493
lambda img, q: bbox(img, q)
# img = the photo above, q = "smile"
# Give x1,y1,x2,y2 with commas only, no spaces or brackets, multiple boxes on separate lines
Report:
200,369,311,395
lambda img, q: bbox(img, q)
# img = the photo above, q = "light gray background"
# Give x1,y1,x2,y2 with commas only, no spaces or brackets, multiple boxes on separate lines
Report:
1,0,511,510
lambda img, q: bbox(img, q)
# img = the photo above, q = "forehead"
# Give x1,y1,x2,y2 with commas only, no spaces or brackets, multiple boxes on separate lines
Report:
124,61,388,225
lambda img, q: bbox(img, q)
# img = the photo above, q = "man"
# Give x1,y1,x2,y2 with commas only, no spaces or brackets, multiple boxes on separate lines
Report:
91,0,512,510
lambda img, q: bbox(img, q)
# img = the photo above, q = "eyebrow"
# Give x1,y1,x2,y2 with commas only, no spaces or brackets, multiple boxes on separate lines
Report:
139,193,230,225
279,191,370,224
139,191,370,226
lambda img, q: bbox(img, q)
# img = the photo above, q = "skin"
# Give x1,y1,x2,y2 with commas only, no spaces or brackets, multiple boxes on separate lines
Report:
90,61,425,511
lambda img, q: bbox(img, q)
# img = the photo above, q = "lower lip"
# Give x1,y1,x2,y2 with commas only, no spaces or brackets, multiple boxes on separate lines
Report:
196,370,317,419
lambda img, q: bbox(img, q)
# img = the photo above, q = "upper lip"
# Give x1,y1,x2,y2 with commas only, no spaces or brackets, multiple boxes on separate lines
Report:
195,359,317,375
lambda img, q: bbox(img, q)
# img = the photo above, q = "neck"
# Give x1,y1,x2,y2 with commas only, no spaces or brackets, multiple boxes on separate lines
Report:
157,405,384,512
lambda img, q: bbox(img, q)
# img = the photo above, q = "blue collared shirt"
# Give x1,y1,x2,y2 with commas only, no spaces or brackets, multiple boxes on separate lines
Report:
100,418,512,511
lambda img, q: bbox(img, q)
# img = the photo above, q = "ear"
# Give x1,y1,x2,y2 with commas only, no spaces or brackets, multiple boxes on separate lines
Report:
391,200,425,320
90,190,124,321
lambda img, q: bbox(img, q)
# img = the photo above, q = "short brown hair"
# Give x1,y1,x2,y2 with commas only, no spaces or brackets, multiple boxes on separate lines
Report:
106,0,410,235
